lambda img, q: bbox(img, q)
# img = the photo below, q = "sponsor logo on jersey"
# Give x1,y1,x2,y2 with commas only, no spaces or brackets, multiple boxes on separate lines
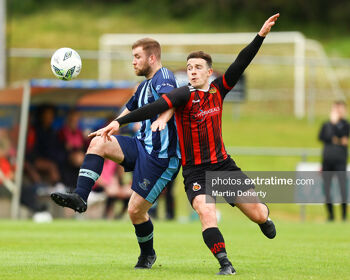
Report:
195,107,220,118
192,99,200,103
193,182,201,191
156,83,174,92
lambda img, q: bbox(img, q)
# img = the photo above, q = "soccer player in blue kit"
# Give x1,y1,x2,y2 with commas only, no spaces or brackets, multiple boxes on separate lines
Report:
51,38,181,269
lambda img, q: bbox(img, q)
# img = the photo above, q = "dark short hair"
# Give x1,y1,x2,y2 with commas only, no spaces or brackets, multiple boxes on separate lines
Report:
187,51,212,68
334,100,346,106
132,38,161,60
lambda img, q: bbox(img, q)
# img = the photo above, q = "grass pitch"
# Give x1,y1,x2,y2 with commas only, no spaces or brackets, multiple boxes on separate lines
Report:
0,218,349,280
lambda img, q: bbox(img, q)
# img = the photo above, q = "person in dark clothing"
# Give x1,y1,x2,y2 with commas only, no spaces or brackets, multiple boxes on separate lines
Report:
31,105,65,186
319,101,349,221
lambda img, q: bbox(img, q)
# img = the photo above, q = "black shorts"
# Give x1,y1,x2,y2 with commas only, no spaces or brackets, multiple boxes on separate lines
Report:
182,156,253,206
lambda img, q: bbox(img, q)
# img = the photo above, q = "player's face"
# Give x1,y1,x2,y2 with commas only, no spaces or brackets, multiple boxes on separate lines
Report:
186,58,213,89
132,46,152,77
337,104,347,119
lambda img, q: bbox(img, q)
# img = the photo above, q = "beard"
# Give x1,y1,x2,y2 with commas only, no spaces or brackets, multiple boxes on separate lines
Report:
135,64,152,77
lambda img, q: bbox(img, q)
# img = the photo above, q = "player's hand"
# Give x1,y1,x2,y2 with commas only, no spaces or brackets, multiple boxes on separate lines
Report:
258,13,280,37
151,108,175,132
88,120,120,142
151,119,167,132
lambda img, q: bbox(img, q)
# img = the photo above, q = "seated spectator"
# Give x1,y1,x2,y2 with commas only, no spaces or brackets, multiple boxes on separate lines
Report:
59,109,86,190
59,109,86,151
30,104,65,187
89,159,132,219
0,127,50,221
0,128,12,182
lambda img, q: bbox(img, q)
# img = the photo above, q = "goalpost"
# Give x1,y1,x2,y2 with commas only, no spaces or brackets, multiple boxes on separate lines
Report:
99,32,306,118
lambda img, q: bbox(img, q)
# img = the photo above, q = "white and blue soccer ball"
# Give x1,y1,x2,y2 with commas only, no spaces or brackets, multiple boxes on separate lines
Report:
51,47,82,81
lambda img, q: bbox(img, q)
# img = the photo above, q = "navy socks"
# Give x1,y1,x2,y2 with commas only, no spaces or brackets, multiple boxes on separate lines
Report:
134,219,155,256
74,154,104,201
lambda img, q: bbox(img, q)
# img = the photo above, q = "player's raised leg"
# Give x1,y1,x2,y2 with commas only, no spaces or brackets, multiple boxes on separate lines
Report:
192,194,236,275
51,135,125,212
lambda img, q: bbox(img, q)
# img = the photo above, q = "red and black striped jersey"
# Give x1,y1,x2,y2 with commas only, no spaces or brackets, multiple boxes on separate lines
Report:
172,78,233,166
117,34,265,166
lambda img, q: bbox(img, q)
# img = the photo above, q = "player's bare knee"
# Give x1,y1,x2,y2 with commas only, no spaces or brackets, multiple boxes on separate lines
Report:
127,205,138,218
196,206,216,223
87,136,105,155
128,204,146,222
197,207,210,218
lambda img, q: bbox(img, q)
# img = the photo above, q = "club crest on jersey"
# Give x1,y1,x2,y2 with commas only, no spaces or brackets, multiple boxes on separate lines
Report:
192,182,201,191
209,87,217,94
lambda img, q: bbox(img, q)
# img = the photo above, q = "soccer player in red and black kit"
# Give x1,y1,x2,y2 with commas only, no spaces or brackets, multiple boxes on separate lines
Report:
91,13,279,275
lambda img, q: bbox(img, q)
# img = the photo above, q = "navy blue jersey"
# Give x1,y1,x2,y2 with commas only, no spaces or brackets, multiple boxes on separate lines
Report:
126,67,181,159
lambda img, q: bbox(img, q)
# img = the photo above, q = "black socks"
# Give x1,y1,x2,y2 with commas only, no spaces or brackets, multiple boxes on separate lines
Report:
202,227,229,265
134,219,155,256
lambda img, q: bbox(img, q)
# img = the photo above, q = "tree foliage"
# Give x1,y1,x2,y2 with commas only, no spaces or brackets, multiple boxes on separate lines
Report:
8,0,350,30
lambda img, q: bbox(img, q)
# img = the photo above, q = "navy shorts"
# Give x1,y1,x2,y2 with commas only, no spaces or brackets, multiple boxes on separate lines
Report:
115,135,180,204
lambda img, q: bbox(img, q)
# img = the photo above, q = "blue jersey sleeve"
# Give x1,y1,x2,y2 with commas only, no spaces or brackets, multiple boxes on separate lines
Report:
125,95,137,111
152,68,177,95
125,82,144,111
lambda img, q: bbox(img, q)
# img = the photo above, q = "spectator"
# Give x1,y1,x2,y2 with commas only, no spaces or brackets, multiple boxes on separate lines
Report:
31,104,65,187
89,159,132,219
0,128,50,220
59,109,86,190
0,128,13,180
319,101,349,221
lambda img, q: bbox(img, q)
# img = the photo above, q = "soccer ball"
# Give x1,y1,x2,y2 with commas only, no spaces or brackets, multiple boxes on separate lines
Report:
50,47,82,81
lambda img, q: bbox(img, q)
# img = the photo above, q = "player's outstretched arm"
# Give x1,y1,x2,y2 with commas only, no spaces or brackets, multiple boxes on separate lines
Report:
115,86,190,130
258,13,280,37
221,13,280,92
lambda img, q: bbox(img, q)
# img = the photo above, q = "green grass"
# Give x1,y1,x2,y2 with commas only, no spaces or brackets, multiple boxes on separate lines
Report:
0,219,349,280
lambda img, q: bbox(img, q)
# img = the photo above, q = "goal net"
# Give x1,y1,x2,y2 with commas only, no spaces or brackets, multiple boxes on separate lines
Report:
99,32,346,120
